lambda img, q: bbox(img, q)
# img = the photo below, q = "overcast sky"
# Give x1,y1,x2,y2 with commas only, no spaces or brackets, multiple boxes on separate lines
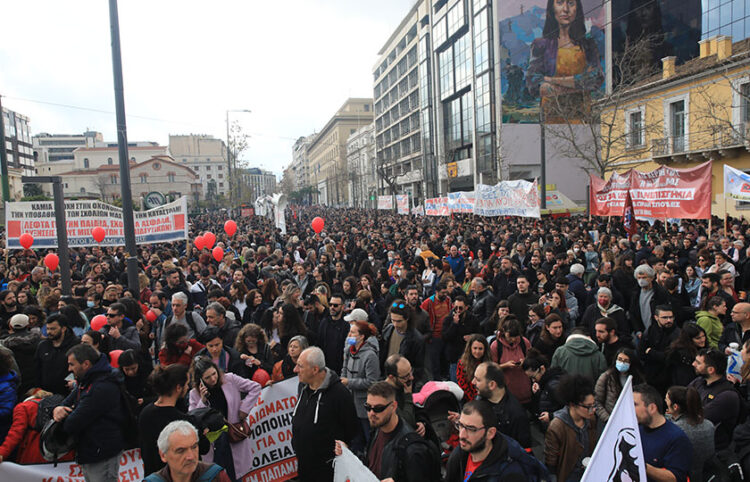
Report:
0,0,415,177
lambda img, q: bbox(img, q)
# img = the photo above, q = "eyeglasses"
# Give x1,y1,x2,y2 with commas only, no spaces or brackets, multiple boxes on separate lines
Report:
396,370,413,381
392,302,405,309
577,403,596,412
105,313,119,317
453,421,486,434
364,401,392,413
329,303,341,307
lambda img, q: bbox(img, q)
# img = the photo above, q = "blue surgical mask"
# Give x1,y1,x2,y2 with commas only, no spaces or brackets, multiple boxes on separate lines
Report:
615,361,630,373
87,301,95,308
346,337,357,347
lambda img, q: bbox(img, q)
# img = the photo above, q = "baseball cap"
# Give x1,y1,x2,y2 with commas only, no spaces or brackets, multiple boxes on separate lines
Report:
9,314,29,330
344,308,368,322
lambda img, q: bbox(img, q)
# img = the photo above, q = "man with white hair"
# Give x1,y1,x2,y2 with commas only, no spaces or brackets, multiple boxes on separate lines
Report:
157,292,206,345
145,421,230,482
629,264,669,334
292,347,359,482
566,263,587,312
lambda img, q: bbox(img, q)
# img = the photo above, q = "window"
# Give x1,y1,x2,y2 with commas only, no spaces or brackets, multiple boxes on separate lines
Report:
670,100,685,152
183,158,187,163
742,83,750,123
80,187,85,193
218,166,222,170
107,157,113,165
219,182,224,188
130,157,135,162
629,110,644,147
218,174,223,179
206,158,211,162
84,158,90,168
140,174,147,183
207,174,212,179
206,165,211,171
364,104,370,112
110,175,118,184
167,173,176,182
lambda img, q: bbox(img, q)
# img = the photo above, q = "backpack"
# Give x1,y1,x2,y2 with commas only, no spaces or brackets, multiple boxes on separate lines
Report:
39,419,76,466
496,434,551,482
164,311,199,335
118,382,140,449
34,394,65,432
145,463,224,482
394,431,442,482
490,338,528,361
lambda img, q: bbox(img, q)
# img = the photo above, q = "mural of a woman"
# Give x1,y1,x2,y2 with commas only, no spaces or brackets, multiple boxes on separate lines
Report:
526,0,604,121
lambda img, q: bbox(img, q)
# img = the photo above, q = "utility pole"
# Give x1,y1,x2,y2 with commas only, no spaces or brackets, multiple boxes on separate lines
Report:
108,0,139,292
540,110,547,210
0,95,10,203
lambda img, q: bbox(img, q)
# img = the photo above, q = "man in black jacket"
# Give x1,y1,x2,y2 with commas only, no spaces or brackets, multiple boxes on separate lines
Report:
720,302,750,354
53,344,124,481
469,278,496,328
334,381,438,482
639,305,680,394
507,275,537,323
292,347,359,482
442,295,480,381
35,314,79,395
380,302,426,387
317,294,349,375
630,264,670,334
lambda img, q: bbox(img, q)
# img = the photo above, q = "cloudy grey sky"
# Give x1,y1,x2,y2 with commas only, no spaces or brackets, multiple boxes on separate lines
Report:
0,0,415,177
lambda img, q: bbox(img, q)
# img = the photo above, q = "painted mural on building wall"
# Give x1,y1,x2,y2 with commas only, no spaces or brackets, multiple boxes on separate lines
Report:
499,0,605,123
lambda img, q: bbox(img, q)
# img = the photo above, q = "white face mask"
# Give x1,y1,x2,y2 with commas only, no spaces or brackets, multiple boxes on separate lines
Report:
638,279,650,288
368,256,374,262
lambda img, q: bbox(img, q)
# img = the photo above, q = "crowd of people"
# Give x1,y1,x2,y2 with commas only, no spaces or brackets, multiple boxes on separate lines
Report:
0,207,749,481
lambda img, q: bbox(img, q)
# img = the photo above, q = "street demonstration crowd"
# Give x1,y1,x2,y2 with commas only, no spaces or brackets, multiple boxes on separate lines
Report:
1,208,750,481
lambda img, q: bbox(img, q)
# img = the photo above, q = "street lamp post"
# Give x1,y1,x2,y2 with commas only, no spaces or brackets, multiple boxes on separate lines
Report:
226,109,251,212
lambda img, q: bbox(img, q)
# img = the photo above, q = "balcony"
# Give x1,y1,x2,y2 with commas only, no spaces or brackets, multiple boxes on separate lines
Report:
652,123,750,164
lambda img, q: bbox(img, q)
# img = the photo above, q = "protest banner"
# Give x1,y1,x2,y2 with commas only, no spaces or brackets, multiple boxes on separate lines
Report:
424,197,449,216
5,197,188,248
724,164,750,202
241,205,255,217
333,446,379,482
581,376,646,482
473,180,540,218
589,161,711,219
448,191,475,213
396,194,409,215
0,448,144,482
411,205,424,216
377,195,393,210
242,376,299,482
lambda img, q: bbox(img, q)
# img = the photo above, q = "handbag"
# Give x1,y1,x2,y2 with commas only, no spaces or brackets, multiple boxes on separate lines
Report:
225,418,251,443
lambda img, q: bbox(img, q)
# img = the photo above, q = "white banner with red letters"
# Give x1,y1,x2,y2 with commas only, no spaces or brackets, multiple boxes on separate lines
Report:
396,194,409,215
0,448,143,482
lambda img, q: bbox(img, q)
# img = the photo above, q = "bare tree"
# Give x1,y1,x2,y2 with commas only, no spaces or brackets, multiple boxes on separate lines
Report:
228,120,249,203
94,175,110,201
543,35,666,176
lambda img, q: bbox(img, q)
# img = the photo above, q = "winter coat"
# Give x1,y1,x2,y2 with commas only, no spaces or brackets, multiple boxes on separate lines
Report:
189,372,261,477
442,310,480,363
490,336,532,404
366,418,435,482
1,328,41,396
551,334,607,381
695,310,723,348
158,339,205,367
380,325,426,384
445,433,533,482
61,354,125,464
291,368,359,482
0,396,74,463
0,371,19,444
456,360,477,402
471,289,496,327
342,336,381,418
535,366,566,418
638,323,680,393
101,318,142,351
581,303,629,340
195,346,248,379
545,407,599,482
667,348,699,387
595,369,626,422
35,329,80,395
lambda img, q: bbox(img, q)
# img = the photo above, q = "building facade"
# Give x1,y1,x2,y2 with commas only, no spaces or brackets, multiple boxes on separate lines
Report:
32,131,103,164
2,107,34,178
346,123,377,208
601,36,750,218
240,167,276,200
307,98,373,206
168,135,229,197
291,135,314,192
373,3,424,200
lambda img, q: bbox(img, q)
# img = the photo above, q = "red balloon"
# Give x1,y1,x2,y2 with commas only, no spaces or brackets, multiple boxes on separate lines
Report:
146,310,157,323
19,233,33,250
109,350,124,369
252,368,271,387
90,314,108,331
194,235,205,251
204,232,216,249
224,220,238,237
44,253,59,272
92,226,106,243
311,217,324,234
212,246,224,262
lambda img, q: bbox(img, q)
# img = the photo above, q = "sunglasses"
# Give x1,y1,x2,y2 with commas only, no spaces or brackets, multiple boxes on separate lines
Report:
364,401,392,413
105,313,119,317
329,303,341,307
392,302,405,309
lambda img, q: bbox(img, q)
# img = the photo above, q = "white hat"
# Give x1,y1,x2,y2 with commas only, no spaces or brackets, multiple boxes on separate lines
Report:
344,308,369,322
9,314,29,330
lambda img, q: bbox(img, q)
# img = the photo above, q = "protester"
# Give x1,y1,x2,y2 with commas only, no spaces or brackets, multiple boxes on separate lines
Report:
271,335,307,382
146,421,230,482
594,347,644,422
665,385,716,482
341,320,380,446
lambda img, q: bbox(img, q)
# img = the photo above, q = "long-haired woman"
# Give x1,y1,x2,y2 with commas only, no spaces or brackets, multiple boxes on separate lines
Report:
456,334,490,402
666,386,715,482
667,323,708,387
594,347,644,422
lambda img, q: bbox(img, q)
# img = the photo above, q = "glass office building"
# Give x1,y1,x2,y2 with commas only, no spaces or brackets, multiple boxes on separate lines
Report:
703,0,750,40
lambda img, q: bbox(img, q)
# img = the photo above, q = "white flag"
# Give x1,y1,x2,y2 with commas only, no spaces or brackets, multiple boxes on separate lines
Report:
333,446,379,482
724,164,750,201
582,376,647,482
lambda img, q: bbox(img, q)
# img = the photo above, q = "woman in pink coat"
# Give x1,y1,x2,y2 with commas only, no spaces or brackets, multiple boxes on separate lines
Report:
189,357,261,480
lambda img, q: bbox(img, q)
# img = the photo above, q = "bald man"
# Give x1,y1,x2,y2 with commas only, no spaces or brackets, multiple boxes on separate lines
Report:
720,302,750,354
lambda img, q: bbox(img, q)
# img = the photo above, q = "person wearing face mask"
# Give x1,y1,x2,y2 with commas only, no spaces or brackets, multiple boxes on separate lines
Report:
630,264,670,336
83,292,105,321
341,320,380,447
594,348,644,423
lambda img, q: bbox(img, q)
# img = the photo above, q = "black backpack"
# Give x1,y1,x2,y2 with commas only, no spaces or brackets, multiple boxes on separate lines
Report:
394,431,442,482
34,394,65,432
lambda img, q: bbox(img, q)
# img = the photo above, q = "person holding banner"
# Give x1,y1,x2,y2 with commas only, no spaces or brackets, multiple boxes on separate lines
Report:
633,384,692,482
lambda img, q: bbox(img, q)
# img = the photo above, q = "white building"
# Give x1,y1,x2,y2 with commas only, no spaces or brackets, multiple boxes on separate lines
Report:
346,123,376,208
168,135,229,197
33,131,103,164
2,107,34,181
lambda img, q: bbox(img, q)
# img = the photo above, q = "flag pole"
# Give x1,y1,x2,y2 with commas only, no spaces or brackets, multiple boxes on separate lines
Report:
724,196,728,235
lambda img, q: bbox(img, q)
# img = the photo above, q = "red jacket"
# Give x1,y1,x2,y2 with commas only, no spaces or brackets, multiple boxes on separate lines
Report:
0,398,75,463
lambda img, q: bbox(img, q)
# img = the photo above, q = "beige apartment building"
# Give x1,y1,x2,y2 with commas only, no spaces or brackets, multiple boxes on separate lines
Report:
307,98,373,206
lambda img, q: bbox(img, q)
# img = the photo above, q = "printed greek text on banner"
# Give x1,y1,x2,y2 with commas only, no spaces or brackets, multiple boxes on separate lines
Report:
5,197,189,248
724,164,750,202
0,448,143,482
473,180,540,218
333,446,379,482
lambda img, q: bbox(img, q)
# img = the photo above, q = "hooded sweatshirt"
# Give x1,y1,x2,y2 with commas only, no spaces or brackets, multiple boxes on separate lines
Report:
551,334,607,381
695,310,722,348
342,336,381,419
292,368,359,482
